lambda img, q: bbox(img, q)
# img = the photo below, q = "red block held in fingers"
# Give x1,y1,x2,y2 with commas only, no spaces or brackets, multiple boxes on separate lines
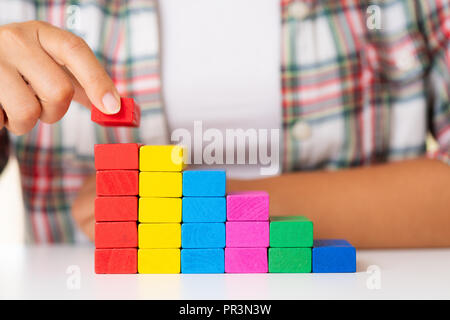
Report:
95,196,138,222
96,170,139,196
95,248,137,274
91,97,141,127
95,222,138,248
94,143,139,170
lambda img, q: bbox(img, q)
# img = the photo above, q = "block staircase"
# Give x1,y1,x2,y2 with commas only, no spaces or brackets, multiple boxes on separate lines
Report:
94,144,356,274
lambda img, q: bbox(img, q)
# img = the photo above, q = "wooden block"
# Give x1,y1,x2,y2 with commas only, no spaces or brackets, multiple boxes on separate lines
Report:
269,216,313,248
182,170,226,197
139,145,185,172
138,249,180,274
95,196,138,222
94,143,139,170
139,172,182,197
139,198,181,223
268,248,311,273
226,191,269,221
96,170,139,196
95,222,137,248
182,197,226,222
225,222,269,248
91,97,140,127
138,223,181,248
181,223,225,248
225,248,268,273
181,249,224,274
312,239,356,273
95,248,137,274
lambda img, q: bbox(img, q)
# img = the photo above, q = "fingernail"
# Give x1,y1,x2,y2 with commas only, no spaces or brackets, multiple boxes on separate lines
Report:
102,92,120,114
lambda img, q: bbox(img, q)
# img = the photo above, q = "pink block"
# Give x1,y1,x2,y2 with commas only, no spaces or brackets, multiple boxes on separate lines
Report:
226,222,269,247
225,248,268,273
226,191,269,221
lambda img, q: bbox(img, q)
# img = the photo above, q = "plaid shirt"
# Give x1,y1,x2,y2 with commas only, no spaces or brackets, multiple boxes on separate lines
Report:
0,0,448,243
281,0,449,170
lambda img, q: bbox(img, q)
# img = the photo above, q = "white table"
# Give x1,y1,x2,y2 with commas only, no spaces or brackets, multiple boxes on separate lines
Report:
0,245,449,299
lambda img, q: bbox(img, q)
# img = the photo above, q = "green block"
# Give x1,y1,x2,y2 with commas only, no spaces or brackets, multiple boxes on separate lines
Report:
269,216,313,247
269,248,311,273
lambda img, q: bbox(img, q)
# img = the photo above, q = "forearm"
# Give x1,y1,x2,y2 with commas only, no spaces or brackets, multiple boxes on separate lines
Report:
227,158,450,248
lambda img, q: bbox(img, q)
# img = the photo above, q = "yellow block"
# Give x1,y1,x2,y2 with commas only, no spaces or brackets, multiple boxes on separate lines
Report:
139,223,181,248
138,249,180,274
139,198,182,223
139,172,182,197
139,145,185,172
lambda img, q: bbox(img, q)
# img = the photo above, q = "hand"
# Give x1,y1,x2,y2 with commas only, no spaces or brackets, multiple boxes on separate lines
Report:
72,173,96,241
0,21,121,135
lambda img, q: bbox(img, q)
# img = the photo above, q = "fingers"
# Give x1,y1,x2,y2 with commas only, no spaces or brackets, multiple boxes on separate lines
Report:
7,43,75,124
72,195,95,242
72,173,96,224
71,173,96,241
36,22,121,114
0,63,42,135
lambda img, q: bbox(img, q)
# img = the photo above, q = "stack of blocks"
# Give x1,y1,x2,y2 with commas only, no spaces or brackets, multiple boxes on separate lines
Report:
269,216,313,273
93,143,356,274
94,143,139,274
138,145,184,273
181,171,227,273
225,192,270,273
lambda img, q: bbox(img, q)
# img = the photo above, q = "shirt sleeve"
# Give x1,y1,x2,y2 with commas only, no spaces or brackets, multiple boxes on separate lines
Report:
0,129,10,174
417,0,450,164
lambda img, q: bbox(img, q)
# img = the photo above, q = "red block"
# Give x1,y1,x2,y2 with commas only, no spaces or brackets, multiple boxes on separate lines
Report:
91,97,141,127
95,221,138,248
96,170,139,196
94,143,139,170
95,196,138,222
95,248,137,274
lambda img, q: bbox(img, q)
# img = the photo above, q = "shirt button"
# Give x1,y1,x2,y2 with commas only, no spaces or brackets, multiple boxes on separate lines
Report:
292,121,311,141
290,2,310,20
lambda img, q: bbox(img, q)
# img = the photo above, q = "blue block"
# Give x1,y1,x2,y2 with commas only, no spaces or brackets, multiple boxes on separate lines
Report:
181,249,225,273
312,239,356,273
181,223,225,248
182,170,226,197
182,197,226,222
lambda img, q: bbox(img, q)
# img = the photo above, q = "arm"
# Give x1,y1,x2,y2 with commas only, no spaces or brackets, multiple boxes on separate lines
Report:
228,158,450,248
